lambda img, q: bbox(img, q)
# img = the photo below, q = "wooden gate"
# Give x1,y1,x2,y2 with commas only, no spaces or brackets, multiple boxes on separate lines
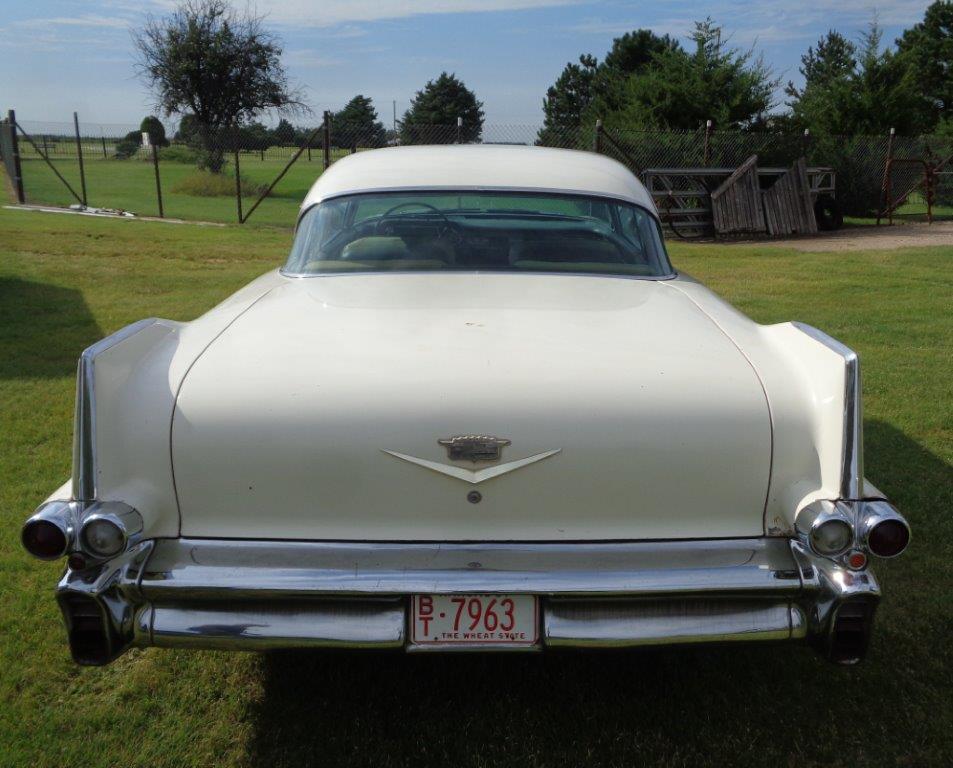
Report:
710,155,766,234
763,158,818,235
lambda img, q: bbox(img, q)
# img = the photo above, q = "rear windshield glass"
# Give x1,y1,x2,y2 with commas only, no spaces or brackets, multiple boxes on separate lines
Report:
284,191,672,277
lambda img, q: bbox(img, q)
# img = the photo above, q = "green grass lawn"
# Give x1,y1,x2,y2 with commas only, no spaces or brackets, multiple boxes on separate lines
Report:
1,204,951,767
17,151,346,227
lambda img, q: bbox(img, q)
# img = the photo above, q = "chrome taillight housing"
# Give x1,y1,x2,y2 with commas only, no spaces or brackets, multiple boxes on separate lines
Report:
77,502,143,559
21,501,75,560
858,500,911,558
796,500,854,557
22,499,142,563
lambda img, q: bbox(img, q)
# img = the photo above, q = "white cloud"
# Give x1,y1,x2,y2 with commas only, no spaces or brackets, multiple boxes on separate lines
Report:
141,0,580,27
568,0,931,44
284,49,343,68
13,14,131,30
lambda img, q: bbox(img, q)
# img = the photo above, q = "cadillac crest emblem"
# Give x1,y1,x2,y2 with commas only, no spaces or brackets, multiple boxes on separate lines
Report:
438,435,511,463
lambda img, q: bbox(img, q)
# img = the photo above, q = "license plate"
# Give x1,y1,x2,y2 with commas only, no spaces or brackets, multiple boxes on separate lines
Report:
411,594,539,646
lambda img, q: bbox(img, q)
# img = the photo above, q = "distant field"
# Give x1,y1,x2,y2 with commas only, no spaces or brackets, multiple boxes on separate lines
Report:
16,140,950,228
18,150,351,227
1,202,951,767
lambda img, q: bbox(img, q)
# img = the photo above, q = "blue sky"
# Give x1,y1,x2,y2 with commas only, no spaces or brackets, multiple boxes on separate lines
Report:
0,0,932,130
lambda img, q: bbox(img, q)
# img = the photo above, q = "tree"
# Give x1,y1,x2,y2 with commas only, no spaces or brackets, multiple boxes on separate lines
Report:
785,31,859,134
849,23,926,133
134,0,305,172
603,30,682,74
140,115,169,147
537,55,598,145
785,30,857,101
786,23,928,135
590,19,777,130
591,30,683,116
400,73,484,144
271,118,296,145
115,131,144,160
538,30,682,145
239,122,272,152
333,95,386,147
897,1,953,127
174,113,200,143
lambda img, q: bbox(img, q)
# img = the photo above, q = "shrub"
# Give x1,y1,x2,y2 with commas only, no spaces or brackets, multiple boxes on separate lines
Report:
158,143,199,163
115,130,143,160
140,115,170,147
171,170,268,197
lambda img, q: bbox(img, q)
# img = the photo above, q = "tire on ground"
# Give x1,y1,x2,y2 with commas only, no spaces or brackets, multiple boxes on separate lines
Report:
814,195,844,231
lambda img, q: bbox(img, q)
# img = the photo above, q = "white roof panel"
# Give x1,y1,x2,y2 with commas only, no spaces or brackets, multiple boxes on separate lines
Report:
300,145,656,213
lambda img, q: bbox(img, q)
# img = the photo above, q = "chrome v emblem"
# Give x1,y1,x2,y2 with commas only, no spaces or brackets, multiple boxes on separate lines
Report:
381,449,561,484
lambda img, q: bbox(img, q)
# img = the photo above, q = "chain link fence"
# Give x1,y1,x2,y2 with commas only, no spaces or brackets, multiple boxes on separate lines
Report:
3,108,951,229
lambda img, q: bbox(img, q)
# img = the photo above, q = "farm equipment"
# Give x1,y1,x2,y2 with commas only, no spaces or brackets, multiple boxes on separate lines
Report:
643,159,839,239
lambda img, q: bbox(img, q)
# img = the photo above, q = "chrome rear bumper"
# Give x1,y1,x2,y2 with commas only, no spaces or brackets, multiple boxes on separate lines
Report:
55,537,880,665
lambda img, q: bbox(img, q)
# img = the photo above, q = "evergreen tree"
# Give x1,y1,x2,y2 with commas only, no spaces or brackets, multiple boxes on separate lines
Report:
333,95,386,147
537,55,598,145
897,0,953,127
400,73,484,144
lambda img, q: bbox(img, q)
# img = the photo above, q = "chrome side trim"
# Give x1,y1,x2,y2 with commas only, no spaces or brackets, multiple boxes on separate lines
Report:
791,322,863,499
544,599,805,648
139,538,804,600
72,318,159,501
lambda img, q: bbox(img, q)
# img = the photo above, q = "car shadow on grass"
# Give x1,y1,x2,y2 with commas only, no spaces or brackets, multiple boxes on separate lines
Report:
0,277,102,379
243,419,946,767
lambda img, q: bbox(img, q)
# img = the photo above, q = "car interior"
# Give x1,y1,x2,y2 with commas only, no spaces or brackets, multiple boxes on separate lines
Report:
289,193,670,277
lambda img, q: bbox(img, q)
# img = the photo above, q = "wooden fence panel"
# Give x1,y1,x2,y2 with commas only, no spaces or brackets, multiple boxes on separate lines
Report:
710,154,766,234
763,157,818,236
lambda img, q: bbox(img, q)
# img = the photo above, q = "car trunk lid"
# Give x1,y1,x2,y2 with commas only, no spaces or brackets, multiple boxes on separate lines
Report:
171,273,771,540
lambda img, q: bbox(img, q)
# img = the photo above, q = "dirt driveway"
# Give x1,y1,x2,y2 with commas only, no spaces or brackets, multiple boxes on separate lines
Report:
733,220,953,251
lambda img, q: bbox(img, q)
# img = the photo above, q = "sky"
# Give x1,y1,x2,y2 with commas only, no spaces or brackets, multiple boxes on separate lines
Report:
0,0,933,131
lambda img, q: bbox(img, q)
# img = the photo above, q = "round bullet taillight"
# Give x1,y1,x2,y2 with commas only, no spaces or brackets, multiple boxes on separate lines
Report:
80,517,126,558
22,519,69,560
810,518,853,556
867,518,910,558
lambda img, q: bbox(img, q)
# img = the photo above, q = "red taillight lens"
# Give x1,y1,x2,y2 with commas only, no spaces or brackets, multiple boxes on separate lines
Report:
847,551,867,570
868,519,910,557
22,520,68,559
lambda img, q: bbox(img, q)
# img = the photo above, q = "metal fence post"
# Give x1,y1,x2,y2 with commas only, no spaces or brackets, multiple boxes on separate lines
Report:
878,127,896,226
6,110,25,203
802,128,811,160
323,111,332,169
73,112,87,207
151,142,164,218
703,119,713,166
456,116,462,144
101,135,107,159
593,119,603,153
234,136,243,224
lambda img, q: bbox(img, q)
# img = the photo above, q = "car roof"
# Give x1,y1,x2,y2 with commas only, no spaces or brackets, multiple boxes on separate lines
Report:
301,145,657,213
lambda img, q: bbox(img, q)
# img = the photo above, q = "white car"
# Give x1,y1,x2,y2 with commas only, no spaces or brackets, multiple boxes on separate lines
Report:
23,145,910,665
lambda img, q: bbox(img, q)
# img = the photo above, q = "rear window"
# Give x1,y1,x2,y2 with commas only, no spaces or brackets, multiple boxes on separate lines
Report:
284,191,672,277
